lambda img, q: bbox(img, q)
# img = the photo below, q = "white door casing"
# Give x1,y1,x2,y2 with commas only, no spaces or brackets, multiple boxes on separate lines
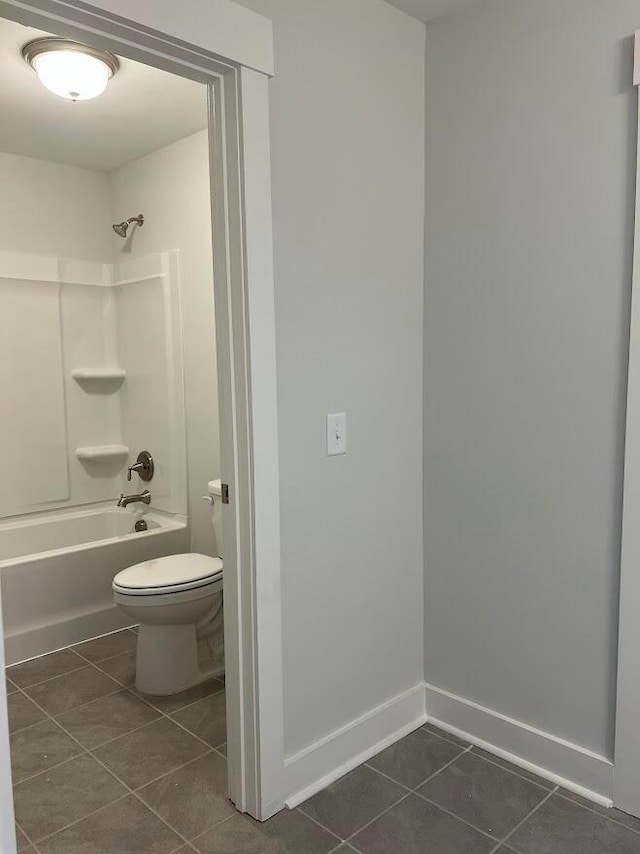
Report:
613,29,640,819
0,0,284,847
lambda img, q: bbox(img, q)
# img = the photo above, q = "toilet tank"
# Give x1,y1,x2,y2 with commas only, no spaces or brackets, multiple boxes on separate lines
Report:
207,479,223,557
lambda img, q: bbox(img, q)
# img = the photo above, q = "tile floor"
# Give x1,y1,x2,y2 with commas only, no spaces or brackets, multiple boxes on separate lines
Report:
7,630,640,852
7,628,228,852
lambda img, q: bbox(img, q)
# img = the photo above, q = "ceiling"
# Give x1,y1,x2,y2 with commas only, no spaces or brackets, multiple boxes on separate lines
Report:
385,0,481,23
0,18,208,173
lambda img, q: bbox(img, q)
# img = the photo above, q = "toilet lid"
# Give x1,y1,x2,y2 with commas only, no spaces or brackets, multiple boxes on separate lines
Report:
113,553,223,596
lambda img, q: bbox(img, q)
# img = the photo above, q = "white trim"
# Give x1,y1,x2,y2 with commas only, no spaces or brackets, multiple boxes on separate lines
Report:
0,0,274,75
634,29,640,86
613,31,640,817
425,683,613,804
238,66,285,820
284,684,426,809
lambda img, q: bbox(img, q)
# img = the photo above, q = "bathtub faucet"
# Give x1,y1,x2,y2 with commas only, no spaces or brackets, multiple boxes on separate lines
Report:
117,490,151,508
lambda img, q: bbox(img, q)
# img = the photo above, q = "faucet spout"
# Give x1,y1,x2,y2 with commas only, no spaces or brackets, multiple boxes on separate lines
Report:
117,490,151,508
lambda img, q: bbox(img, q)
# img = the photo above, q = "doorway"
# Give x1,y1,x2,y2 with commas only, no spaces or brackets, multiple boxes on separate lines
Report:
0,1,284,849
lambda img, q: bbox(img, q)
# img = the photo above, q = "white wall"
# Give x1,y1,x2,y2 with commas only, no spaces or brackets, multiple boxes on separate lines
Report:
424,0,640,761
0,153,123,517
236,0,426,758
0,152,112,262
109,130,219,556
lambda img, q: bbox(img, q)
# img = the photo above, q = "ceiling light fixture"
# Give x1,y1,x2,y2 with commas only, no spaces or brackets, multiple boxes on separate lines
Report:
22,38,119,102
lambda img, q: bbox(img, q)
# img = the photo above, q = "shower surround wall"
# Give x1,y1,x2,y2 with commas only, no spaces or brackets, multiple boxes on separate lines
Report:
0,142,216,658
0,249,188,661
109,130,220,557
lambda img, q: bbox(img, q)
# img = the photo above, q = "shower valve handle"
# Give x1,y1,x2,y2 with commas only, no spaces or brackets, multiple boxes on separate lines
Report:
127,462,144,481
127,451,154,482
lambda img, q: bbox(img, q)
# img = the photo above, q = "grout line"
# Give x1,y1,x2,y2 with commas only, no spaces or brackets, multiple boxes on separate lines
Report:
163,708,227,753
366,742,473,793
360,764,413,793
11,680,205,846
22,681,125,719
415,792,502,842
295,806,348,843
467,747,556,793
15,817,38,852
555,790,640,838
7,634,229,850
123,677,225,716
343,792,412,845
298,745,479,847
8,660,90,692
188,811,240,850
31,793,132,847
52,712,162,757
419,724,472,750
489,787,558,854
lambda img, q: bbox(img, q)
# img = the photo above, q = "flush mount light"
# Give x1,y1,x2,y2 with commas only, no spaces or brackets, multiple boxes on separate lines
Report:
22,38,119,102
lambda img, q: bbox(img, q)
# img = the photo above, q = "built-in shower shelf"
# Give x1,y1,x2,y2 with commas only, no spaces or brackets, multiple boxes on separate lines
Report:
75,445,129,462
72,368,126,384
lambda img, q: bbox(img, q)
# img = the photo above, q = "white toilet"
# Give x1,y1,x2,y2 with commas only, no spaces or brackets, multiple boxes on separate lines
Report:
112,479,223,696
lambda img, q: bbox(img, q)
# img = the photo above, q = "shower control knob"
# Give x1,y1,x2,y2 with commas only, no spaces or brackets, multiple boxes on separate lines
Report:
128,451,154,482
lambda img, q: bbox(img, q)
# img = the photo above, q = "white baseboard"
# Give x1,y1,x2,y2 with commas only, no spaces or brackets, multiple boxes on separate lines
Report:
424,683,613,805
5,604,131,665
284,683,426,808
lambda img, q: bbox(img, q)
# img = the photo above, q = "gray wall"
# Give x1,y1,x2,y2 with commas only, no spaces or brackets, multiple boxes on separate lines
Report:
236,0,426,756
424,0,639,758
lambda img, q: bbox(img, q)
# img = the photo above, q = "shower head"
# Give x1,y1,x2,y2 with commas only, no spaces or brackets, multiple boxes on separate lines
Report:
113,214,144,238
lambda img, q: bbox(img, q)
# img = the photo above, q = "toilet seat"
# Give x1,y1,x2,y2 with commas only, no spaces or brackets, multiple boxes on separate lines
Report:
113,553,223,596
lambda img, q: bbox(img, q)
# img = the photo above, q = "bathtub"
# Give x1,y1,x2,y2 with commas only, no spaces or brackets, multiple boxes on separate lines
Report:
0,505,189,664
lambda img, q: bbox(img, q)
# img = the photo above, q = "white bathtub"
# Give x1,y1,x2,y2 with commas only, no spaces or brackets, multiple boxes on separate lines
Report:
0,505,189,664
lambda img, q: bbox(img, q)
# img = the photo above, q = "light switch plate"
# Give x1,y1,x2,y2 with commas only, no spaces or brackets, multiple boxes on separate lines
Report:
327,413,347,456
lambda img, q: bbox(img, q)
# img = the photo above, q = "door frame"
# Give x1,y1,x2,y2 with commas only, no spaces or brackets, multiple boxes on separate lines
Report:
0,0,284,847
614,29,640,819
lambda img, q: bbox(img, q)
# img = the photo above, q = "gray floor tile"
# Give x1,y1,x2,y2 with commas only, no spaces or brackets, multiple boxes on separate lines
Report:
301,764,406,838
95,651,136,687
350,794,495,854
417,751,548,837
7,649,86,689
509,793,640,853
25,666,120,716
15,823,30,851
171,691,226,747
421,723,471,749
8,693,46,734
73,630,137,663
6,677,18,695
217,743,227,757
367,729,465,789
191,808,339,853
37,794,183,853
55,689,160,749
470,748,554,790
138,751,235,839
94,717,209,789
10,719,83,784
558,788,640,835
135,677,224,715
13,753,127,841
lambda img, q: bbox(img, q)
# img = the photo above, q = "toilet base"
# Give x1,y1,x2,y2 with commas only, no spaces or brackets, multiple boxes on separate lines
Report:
135,623,218,695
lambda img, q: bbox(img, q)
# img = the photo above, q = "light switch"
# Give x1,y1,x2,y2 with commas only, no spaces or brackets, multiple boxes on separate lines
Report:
327,413,347,456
